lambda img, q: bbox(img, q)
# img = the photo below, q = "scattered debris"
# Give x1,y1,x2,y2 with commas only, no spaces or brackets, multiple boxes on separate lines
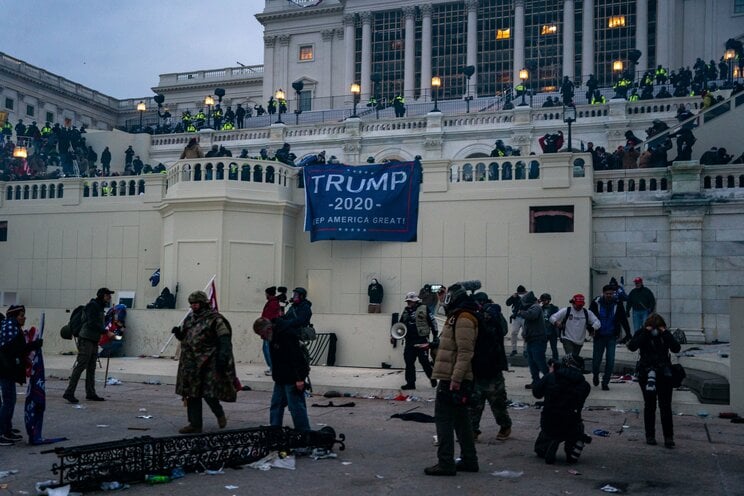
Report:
568,469,581,475
593,429,610,437
136,415,153,419
600,484,620,493
390,412,435,423
142,378,161,385
491,470,524,479
96,425,110,428
225,485,239,490
311,401,356,408
106,377,122,386
0,470,19,479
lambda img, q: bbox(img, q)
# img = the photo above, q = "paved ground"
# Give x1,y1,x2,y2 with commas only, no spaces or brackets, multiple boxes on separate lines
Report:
1,355,743,495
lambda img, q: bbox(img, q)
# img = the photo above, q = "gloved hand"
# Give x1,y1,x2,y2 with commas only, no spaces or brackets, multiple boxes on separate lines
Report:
171,326,183,340
26,339,43,351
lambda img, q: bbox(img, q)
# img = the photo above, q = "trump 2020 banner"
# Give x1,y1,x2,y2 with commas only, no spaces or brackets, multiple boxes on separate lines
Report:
303,162,421,242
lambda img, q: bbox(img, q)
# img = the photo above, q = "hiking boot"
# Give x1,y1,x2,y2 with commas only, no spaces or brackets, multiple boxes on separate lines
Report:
592,375,599,386
646,437,657,445
430,379,438,388
455,460,479,472
63,393,79,404
0,435,16,446
178,424,202,434
496,427,512,441
424,464,456,476
401,384,416,390
86,395,106,401
602,384,610,391
664,437,675,449
544,440,560,464
5,432,22,441
218,415,227,429
264,369,272,376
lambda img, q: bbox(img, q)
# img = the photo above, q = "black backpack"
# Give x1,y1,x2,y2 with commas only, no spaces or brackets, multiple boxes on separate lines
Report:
453,305,506,380
60,305,86,340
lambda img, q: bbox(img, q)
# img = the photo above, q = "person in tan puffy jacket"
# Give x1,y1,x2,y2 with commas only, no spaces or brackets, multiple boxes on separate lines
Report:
180,138,204,159
424,283,479,476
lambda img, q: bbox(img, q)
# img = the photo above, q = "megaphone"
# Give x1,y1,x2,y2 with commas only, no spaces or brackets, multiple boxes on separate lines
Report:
390,322,407,340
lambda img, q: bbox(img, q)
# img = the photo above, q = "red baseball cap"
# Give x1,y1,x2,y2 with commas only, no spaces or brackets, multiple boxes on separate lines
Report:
633,277,643,283
570,294,585,307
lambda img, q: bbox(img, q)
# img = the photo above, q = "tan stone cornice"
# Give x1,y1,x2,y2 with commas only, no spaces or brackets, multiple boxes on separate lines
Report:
255,4,344,24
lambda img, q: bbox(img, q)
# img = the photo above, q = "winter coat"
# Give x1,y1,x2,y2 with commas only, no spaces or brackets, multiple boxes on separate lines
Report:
589,298,630,339
180,143,204,159
626,286,656,313
432,306,477,383
78,298,106,343
0,317,27,383
533,365,590,439
367,282,384,304
627,328,681,380
518,292,546,343
271,299,312,385
261,296,282,322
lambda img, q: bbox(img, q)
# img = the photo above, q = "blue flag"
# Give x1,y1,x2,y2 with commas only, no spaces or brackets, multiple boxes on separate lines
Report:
150,268,161,287
303,161,421,242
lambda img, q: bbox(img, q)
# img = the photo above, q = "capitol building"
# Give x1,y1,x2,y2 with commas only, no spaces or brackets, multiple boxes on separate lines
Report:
0,0,743,366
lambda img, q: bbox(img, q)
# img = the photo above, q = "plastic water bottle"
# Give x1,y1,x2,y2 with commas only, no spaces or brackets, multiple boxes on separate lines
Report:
145,474,171,484
101,481,124,490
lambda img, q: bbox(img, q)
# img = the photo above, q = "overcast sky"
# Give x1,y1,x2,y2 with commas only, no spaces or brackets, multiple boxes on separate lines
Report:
0,1,265,99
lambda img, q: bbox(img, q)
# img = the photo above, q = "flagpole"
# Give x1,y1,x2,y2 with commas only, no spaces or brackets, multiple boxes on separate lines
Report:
155,275,217,357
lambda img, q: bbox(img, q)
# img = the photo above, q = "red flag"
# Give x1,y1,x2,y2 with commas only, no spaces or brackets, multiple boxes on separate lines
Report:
207,278,218,311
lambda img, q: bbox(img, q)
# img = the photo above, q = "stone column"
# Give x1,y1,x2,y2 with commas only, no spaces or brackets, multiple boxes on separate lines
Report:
361,12,373,101
635,0,648,73
277,34,290,96
344,14,356,96
321,29,335,99
420,4,433,101
656,0,670,70
513,0,525,89
263,35,276,103
403,6,416,100
465,0,479,96
666,162,709,340
581,0,594,80
731,297,744,413
563,0,575,79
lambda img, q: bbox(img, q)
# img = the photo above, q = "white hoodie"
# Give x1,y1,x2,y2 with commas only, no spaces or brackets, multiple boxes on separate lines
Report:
549,306,601,345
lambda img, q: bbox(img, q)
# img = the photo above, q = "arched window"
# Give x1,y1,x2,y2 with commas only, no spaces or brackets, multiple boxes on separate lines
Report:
205,164,214,181
92,182,99,197
32,185,38,199
596,181,604,193
607,181,614,193
618,180,625,192
194,164,202,181
650,178,657,191
727,175,735,188
40,184,47,199
253,165,263,183
528,160,540,179
23,185,30,199
660,178,668,190
111,182,118,196
138,180,145,194
241,165,251,181
83,183,90,197
49,184,56,198
715,176,723,189
501,162,512,180
515,161,526,180
266,165,276,184
128,180,136,196
703,176,711,189
639,179,646,191
475,163,486,181
228,162,239,181
462,163,474,182
216,163,225,180
628,179,635,191
6,186,12,200
182,163,192,182
488,162,499,181
739,175,744,188
119,181,127,196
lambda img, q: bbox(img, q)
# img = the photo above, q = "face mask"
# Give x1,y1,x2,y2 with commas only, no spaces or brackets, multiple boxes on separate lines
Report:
651,329,659,337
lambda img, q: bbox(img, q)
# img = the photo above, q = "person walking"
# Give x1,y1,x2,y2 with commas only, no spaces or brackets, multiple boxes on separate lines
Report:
627,314,681,448
540,294,560,362
64,288,113,403
505,285,527,356
550,294,600,359
172,291,237,434
398,292,436,390
518,291,548,388
626,277,656,334
260,286,282,376
425,283,478,476
589,285,630,391
268,287,312,431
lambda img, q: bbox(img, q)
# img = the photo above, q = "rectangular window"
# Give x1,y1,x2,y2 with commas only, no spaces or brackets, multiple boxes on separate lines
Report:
299,45,314,61
26,104,34,117
608,15,626,27
496,28,510,40
299,90,312,112
4,98,13,110
0,221,7,241
541,24,558,35
530,206,574,233
46,111,54,123
735,0,744,13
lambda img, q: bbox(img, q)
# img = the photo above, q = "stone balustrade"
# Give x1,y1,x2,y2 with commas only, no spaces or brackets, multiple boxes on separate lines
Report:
449,154,591,183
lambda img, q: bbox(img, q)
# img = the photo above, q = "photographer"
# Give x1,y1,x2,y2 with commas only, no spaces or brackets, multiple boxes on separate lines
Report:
627,314,681,448
505,285,527,356
533,355,591,464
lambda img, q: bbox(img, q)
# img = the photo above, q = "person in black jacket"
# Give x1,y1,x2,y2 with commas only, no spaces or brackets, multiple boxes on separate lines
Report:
269,287,312,431
64,288,113,403
367,278,383,313
0,305,42,445
627,313,681,448
532,355,591,464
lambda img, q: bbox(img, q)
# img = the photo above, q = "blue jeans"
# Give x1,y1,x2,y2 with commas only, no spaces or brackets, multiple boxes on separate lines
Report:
0,377,16,436
270,383,310,431
525,340,549,383
592,335,616,385
262,339,272,370
632,309,649,335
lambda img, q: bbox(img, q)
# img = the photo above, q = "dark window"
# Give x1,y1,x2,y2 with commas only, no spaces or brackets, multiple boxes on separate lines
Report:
736,0,744,14
46,111,54,123
4,98,13,110
299,90,312,112
530,205,574,233
26,104,35,117
0,221,7,242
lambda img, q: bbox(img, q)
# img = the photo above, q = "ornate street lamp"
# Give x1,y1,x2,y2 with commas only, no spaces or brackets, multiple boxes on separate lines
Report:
431,76,442,112
204,95,215,128
136,101,146,130
562,104,576,151
292,81,304,125
350,83,361,118
12,146,27,158
725,49,736,86
275,89,286,124
518,68,529,106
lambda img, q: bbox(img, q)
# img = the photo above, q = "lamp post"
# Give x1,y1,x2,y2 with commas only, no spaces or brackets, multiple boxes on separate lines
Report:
136,101,146,131
562,104,576,152
725,49,736,86
350,83,361,118
204,95,215,128
292,81,304,125
275,89,286,124
12,145,27,159
431,76,442,112
612,59,625,99
461,65,475,113
518,69,529,106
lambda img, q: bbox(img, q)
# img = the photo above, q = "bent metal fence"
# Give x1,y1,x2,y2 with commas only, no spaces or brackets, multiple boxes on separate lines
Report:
44,425,345,491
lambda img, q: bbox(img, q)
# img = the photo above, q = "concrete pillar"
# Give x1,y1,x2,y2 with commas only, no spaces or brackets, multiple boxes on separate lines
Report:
361,12,372,101
420,4,433,101
656,0,670,70
344,14,356,96
277,34,290,94
730,297,744,413
403,7,416,100
635,0,648,73
465,0,479,96
263,35,276,103
581,0,594,80
563,0,575,79
513,0,525,89
321,29,335,99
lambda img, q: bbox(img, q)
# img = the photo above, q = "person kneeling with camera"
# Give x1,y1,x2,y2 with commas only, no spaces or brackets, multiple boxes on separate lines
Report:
532,355,591,464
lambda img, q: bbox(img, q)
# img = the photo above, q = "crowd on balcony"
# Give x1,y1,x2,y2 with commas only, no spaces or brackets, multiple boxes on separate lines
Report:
0,118,167,182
